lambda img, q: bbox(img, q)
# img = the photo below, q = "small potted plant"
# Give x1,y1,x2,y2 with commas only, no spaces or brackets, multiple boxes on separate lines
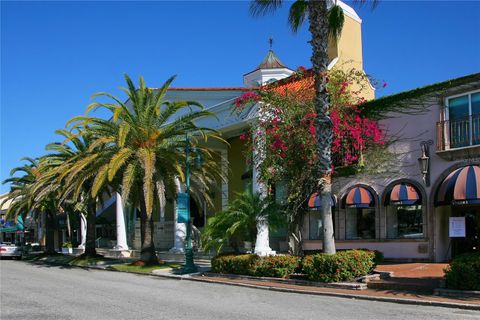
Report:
61,241,73,254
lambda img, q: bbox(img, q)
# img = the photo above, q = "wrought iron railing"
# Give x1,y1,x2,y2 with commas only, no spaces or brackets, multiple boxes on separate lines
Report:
436,114,480,151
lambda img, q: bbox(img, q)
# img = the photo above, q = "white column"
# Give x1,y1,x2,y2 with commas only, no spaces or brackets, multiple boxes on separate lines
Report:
170,177,186,253
77,213,86,249
114,193,129,250
253,129,275,256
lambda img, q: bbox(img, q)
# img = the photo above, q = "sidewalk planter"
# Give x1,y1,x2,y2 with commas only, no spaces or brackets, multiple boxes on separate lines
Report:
302,250,375,283
211,254,300,278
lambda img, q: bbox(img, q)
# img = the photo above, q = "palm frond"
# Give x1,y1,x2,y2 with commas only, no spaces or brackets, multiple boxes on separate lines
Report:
250,0,283,17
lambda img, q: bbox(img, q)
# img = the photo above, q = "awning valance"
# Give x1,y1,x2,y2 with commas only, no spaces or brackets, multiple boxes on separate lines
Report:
308,193,336,209
387,183,421,205
345,186,374,208
436,165,480,206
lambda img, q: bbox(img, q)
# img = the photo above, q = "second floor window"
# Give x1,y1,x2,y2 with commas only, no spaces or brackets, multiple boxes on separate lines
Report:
446,91,480,148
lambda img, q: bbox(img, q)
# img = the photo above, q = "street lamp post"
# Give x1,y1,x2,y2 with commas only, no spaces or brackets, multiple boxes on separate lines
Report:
183,134,198,273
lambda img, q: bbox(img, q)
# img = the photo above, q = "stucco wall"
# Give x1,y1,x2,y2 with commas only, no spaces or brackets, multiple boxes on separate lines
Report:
327,80,480,261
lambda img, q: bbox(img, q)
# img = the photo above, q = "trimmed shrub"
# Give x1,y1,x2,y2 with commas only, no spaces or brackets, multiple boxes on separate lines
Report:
211,254,259,276
255,255,301,278
358,248,384,266
444,252,480,290
302,250,375,283
211,254,300,278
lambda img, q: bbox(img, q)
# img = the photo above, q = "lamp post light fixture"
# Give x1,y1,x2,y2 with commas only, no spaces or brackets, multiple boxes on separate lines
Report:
418,140,433,186
182,134,202,274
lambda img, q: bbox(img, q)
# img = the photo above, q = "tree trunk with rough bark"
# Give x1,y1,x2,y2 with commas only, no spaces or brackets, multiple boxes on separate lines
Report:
139,197,158,264
84,200,97,257
44,211,56,254
308,0,336,254
287,211,304,256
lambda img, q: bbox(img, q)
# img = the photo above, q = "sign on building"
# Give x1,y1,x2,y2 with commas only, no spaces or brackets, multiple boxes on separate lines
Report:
449,216,466,237
177,192,189,224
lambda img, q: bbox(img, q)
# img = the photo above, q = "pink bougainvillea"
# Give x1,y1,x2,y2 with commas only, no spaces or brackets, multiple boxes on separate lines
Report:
234,91,260,110
235,68,385,184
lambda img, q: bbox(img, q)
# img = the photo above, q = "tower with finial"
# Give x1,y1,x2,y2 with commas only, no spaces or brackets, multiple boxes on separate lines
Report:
243,37,294,87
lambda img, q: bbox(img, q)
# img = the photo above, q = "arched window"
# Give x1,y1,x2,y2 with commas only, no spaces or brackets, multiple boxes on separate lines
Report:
344,186,375,240
385,182,423,239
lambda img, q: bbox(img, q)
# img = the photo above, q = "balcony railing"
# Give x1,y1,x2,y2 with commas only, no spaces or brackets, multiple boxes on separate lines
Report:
436,114,480,151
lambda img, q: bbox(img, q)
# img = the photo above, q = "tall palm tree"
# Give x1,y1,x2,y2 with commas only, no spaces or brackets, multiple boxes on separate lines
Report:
2,158,59,254
70,74,222,264
250,0,376,254
38,129,112,257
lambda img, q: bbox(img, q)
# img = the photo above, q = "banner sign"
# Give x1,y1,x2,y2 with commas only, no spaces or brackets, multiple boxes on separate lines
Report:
449,217,466,237
177,192,190,224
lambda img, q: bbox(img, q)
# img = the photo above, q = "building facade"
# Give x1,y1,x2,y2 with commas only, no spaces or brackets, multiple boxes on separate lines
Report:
304,74,480,262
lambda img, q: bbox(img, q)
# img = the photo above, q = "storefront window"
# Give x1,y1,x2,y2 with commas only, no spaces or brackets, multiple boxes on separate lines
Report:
308,210,336,240
345,208,375,240
386,205,423,239
309,210,323,240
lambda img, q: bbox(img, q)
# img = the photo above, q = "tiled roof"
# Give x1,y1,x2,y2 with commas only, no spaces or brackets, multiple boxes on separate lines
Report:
267,69,315,99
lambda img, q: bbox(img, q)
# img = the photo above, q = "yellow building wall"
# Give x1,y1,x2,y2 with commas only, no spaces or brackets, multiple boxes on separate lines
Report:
330,15,375,100
211,151,223,216
227,137,248,202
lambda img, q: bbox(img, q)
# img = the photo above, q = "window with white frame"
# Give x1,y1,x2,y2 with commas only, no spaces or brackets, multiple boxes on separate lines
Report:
445,90,480,148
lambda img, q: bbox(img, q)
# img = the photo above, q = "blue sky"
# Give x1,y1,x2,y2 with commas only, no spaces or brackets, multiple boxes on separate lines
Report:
1,1,479,193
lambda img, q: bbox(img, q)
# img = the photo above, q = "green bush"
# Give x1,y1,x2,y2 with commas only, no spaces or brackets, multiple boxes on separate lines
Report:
444,252,480,290
211,254,300,278
358,248,384,266
254,255,300,278
211,254,260,276
302,250,375,283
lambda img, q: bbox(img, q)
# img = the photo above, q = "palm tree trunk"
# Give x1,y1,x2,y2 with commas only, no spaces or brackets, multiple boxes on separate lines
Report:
139,196,158,264
287,211,304,256
66,212,72,242
308,0,336,254
84,201,97,257
44,211,56,254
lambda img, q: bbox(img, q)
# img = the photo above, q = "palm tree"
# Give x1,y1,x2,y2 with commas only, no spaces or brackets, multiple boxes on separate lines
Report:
70,74,222,264
2,158,59,254
202,188,284,254
250,0,376,254
38,129,112,257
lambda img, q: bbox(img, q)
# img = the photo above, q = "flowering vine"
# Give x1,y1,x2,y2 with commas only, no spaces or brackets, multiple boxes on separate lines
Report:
235,67,386,189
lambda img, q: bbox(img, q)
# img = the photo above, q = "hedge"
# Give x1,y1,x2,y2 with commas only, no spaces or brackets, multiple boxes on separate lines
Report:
444,252,480,290
211,254,299,278
302,250,375,283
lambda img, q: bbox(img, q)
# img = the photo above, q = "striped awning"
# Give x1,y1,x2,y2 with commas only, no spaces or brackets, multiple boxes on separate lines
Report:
345,186,374,208
388,183,421,205
308,193,336,209
436,165,480,206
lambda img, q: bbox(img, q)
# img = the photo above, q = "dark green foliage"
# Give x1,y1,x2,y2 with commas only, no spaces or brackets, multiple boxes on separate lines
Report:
444,252,480,290
211,254,300,279
201,189,285,254
302,250,375,282
211,254,260,276
357,248,384,266
254,255,301,278
328,5,345,40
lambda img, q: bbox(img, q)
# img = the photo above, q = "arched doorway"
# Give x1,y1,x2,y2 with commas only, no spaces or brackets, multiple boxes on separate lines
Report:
434,165,480,260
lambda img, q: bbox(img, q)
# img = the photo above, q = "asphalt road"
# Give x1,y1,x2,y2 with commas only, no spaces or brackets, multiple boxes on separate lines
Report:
1,260,479,320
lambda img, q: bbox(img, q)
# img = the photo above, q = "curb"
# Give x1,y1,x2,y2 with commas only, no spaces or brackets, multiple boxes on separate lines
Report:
25,260,480,311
